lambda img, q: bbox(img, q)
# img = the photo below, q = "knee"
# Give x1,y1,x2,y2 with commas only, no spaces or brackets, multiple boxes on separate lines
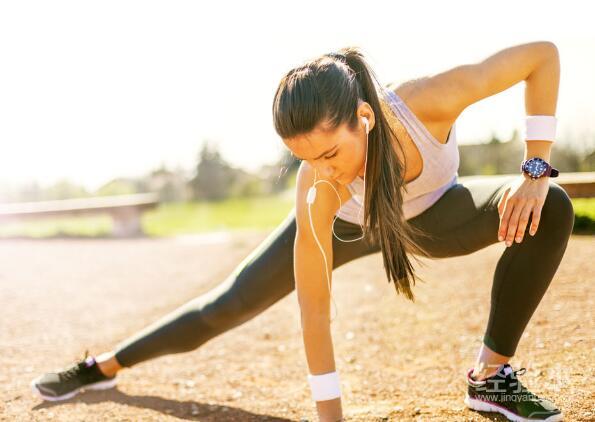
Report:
539,182,575,239
197,276,249,328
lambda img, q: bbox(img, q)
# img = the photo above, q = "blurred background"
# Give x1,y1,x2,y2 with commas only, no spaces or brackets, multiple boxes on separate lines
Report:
1,0,594,238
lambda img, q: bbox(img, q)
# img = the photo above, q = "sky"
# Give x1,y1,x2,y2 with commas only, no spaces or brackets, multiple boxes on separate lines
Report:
1,0,594,193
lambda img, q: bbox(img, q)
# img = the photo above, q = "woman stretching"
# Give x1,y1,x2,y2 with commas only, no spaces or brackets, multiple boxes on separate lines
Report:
32,43,572,422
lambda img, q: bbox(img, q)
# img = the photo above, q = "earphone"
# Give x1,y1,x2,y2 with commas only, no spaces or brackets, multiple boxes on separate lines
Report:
362,116,369,134
306,116,370,322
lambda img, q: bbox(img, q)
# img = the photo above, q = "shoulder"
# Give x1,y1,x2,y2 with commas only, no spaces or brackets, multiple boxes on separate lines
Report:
294,161,351,234
386,77,459,135
387,78,425,101
387,77,439,120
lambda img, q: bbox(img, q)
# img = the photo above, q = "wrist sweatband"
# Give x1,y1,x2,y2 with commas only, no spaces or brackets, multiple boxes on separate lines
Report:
307,371,341,401
525,115,557,142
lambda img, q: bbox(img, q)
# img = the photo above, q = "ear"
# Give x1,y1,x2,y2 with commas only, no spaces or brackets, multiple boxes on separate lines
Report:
357,102,375,132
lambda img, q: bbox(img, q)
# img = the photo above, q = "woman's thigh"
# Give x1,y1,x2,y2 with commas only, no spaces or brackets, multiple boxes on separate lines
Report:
406,175,519,258
220,207,385,316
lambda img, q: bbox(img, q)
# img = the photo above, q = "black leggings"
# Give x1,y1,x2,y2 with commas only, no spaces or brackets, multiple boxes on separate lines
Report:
113,176,574,365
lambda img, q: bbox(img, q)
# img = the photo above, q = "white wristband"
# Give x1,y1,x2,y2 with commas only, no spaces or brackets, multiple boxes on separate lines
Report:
307,371,341,401
524,115,557,142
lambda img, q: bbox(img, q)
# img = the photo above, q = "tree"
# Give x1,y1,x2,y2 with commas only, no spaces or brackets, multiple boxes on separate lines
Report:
188,141,237,201
271,149,301,192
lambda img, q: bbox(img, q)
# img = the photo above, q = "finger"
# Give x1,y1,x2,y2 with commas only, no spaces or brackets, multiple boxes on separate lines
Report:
499,199,515,243
529,202,544,236
497,188,510,218
514,201,534,243
497,190,511,241
505,199,524,247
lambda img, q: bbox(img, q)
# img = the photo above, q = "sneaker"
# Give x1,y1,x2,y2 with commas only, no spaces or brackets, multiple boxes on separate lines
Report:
30,351,117,401
464,363,563,421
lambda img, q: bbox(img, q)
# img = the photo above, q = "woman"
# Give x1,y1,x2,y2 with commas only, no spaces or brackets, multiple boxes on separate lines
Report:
32,43,572,422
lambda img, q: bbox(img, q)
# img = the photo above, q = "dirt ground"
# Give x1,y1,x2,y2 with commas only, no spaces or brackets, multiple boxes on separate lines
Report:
0,231,593,421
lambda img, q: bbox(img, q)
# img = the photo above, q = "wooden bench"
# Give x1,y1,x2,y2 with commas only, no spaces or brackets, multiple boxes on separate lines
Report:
458,171,595,198
0,193,160,237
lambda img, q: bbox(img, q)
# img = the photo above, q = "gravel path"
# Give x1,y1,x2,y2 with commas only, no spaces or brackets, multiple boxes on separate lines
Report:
1,232,593,421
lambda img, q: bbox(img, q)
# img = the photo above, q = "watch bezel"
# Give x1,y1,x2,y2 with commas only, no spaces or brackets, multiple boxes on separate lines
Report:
522,157,549,179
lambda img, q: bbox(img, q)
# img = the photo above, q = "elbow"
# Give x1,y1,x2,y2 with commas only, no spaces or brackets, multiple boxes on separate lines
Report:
545,41,559,61
538,40,558,51
527,41,560,82
535,41,559,62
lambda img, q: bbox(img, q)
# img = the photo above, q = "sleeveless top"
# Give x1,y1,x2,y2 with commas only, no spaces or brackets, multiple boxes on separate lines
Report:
335,87,460,225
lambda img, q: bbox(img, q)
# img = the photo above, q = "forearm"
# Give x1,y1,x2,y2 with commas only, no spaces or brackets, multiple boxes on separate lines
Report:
301,316,343,421
524,141,552,162
301,314,336,375
524,43,559,162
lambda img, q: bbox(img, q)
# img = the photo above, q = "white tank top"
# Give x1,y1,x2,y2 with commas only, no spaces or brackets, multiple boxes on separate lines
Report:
336,87,459,224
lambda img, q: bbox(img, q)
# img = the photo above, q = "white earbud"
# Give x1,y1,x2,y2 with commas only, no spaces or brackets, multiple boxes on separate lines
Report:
362,116,369,134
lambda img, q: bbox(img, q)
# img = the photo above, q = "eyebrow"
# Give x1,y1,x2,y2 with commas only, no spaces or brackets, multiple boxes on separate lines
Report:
293,145,337,161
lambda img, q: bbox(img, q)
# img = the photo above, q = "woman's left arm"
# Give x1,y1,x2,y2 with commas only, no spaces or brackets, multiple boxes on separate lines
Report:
497,43,560,247
414,41,561,247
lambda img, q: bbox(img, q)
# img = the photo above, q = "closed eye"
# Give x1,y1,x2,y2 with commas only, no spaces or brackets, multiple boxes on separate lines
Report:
325,151,338,159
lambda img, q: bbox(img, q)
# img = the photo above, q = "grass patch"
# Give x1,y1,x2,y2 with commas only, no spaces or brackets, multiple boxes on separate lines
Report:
1,195,593,239
142,195,294,236
0,195,295,238
0,215,113,238
571,197,595,234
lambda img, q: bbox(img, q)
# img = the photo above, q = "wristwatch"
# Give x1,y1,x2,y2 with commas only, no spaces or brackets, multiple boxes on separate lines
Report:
520,157,559,180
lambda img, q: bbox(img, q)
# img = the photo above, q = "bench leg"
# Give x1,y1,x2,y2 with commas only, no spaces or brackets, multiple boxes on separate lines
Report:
112,209,142,237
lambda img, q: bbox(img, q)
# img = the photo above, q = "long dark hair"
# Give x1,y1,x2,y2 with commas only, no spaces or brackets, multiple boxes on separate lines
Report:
272,46,436,302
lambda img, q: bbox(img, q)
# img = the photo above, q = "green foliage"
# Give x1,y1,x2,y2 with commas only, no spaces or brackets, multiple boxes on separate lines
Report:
1,134,593,238
142,195,295,235
43,179,91,200
185,143,300,201
479,163,498,175
97,179,138,196
0,215,112,238
571,198,595,234
573,215,595,234
2,196,593,238
459,132,594,176
572,198,595,219
188,141,238,201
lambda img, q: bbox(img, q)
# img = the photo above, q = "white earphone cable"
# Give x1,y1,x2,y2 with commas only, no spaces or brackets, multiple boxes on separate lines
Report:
306,118,369,323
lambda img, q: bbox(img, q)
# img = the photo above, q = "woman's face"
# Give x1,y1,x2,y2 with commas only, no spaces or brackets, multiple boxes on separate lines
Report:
284,105,373,185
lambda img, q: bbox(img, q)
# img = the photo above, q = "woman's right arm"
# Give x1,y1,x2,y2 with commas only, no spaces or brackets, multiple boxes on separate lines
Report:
293,161,350,421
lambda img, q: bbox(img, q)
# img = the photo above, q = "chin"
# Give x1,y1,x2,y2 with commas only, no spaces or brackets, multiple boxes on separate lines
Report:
340,173,354,184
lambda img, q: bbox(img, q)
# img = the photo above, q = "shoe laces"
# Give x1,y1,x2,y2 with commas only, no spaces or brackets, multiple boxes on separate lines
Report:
511,366,527,380
60,349,92,382
505,367,539,400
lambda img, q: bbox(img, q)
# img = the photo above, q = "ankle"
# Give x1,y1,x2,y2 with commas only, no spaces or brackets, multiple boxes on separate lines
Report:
95,352,121,377
96,361,117,377
471,367,499,381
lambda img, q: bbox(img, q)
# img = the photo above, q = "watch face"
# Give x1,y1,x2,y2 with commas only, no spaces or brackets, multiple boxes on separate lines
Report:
524,158,548,177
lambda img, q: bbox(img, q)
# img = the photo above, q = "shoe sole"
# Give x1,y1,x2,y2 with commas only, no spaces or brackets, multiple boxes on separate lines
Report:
30,376,117,402
464,393,563,422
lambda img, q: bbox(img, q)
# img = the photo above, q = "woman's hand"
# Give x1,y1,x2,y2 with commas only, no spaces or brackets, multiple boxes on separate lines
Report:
497,174,550,247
